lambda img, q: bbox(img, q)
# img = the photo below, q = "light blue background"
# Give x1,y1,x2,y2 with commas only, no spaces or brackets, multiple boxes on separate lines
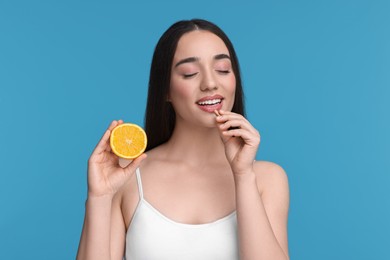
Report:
1,0,389,259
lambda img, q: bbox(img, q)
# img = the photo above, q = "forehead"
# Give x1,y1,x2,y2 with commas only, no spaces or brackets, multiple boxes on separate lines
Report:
174,30,229,59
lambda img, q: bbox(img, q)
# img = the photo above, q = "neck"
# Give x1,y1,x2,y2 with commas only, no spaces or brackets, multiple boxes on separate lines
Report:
162,121,228,167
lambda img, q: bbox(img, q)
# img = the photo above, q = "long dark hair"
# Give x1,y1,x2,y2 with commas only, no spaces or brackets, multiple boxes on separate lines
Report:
144,19,245,151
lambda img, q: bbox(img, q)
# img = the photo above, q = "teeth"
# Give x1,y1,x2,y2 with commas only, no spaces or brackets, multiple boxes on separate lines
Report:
198,99,221,106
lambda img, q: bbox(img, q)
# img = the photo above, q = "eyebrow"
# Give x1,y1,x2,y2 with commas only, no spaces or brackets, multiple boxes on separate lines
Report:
214,53,231,61
174,53,231,68
174,57,199,67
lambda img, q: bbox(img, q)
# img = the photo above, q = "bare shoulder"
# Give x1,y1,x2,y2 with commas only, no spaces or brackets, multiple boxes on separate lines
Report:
253,160,288,178
253,160,289,197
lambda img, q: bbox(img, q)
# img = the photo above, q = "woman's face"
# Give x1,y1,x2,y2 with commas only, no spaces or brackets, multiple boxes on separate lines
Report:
169,30,236,128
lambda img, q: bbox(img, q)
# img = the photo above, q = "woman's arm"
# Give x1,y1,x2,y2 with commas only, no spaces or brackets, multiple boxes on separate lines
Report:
77,195,115,260
77,192,128,260
215,110,290,260
234,162,289,260
76,120,146,260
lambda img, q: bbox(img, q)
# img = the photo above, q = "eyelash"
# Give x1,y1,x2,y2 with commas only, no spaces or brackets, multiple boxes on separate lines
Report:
183,70,231,79
183,73,198,79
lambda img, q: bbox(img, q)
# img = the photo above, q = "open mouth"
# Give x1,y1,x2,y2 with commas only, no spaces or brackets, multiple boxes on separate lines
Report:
197,98,222,106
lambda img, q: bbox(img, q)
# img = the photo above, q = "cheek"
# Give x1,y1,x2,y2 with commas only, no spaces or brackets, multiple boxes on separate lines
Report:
224,74,236,109
224,73,236,95
228,74,236,92
169,78,193,102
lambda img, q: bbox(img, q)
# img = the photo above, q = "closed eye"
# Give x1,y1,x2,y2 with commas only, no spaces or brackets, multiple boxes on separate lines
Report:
217,70,231,74
183,72,198,79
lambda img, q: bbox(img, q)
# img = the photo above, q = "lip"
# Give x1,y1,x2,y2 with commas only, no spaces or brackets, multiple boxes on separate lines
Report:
196,94,224,103
196,94,224,113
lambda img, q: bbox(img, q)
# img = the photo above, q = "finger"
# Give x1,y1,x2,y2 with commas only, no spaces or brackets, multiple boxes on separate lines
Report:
218,110,246,118
93,120,119,155
216,112,258,133
216,113,249,125
108,120,120,131
116,119,124,126
216,111,244,120
219,119,245,131
217,117,258,135
223,128,261,146
92,129,111,156
105,120,125,152
123,153,148,176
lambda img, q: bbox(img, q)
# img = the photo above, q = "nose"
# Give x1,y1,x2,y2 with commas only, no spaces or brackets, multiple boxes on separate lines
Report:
200,69,218,91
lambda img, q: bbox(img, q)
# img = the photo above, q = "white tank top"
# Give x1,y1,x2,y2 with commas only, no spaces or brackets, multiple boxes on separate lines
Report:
125,168,239,260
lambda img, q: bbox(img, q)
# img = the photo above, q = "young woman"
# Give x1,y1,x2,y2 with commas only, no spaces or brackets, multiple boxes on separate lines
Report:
77,19,290,260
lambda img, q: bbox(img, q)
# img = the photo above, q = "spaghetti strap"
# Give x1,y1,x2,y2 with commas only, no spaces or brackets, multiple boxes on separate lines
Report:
135,168,144,199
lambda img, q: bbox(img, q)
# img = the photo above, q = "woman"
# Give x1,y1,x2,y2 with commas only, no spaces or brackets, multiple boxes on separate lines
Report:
77,19,290,260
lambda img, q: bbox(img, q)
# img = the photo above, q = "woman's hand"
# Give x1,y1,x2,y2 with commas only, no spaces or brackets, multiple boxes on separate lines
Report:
87,120,147,198
215,110,260,175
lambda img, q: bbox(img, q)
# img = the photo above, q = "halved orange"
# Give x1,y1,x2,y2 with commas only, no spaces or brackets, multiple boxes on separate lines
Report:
110,123,147,159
